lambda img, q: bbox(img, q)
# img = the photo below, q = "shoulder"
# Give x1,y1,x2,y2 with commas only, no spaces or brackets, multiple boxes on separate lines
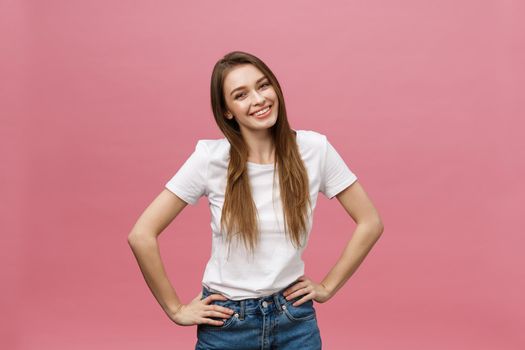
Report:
296,129,328,149
196,137,230,163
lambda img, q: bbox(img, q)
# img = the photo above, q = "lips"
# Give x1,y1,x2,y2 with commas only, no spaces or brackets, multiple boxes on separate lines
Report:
251,105,272,116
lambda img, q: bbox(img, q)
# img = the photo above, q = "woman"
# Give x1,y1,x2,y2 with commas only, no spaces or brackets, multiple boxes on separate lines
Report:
128,51,384,350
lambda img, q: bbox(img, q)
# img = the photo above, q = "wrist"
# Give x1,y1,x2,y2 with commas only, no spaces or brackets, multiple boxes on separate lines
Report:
321,282,335,298
166,302,183,316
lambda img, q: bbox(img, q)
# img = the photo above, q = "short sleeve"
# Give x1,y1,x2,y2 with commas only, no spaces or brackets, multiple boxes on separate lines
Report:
319,136,358,199
165,140,209,205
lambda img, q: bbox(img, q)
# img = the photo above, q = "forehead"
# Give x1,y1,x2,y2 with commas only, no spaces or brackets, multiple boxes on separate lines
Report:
223,64,266,91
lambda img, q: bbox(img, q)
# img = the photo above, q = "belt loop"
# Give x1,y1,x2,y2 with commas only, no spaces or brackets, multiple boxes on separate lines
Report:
273,291,283,312
239,300,245,320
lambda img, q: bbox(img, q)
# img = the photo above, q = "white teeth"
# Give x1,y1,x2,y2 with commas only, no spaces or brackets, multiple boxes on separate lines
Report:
253,106,270,116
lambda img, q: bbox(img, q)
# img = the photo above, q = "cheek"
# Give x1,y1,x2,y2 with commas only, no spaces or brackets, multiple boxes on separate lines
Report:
230,101,246,112
240,103,252,114
231,103,251,118
267,90,278,103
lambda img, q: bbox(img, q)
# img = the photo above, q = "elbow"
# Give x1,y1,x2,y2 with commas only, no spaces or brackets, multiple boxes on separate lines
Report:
127,231,148,246
127,232,138,246
127,230,158,246
366,217,384,236
377,221,384,235
372,214,384,234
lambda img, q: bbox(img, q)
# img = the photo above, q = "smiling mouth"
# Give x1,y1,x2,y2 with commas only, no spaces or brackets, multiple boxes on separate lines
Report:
251,105,272,117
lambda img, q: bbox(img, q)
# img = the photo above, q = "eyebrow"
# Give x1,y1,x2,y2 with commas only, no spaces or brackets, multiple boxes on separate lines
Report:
230,76,268,96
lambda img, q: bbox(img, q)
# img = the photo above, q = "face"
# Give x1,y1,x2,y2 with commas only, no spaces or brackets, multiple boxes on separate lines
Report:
222,64,279,135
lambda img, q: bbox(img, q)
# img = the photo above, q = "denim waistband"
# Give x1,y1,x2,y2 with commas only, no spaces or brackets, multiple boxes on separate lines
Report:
201,280,303,320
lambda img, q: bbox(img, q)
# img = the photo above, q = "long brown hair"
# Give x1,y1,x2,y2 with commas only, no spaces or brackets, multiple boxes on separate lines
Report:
210,51,312,260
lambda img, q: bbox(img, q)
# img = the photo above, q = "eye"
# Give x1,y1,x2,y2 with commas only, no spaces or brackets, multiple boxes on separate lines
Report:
234,82,270,100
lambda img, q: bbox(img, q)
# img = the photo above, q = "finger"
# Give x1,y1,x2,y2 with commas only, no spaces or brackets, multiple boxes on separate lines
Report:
205,304,235,316
200,317,226,326
283,283,300,296
203,308,234,318
292,294,312,307
284,284,305,298
212,293,229,300
211,304,235,315
203,293,229,303
283,287,294,298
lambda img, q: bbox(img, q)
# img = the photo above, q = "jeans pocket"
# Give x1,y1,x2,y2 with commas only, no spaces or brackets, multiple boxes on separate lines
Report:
282,297,316,322
198,299,239,331
198,314,238,331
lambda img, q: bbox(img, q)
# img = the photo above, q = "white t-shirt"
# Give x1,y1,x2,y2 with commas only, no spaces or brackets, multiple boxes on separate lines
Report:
165,129,358,300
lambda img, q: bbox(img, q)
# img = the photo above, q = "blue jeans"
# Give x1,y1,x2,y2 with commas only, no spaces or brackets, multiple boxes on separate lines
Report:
195,281,322,350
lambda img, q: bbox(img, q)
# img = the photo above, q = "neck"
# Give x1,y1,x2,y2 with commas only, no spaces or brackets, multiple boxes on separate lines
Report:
242,129,275,164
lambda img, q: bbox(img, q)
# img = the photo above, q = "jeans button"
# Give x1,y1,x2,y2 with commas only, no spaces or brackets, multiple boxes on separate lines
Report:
262,301,268,307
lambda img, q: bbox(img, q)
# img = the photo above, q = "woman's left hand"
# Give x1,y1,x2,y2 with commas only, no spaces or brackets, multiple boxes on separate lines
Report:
282,275,332,306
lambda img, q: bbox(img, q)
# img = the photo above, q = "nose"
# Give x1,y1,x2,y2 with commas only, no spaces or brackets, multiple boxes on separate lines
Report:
252,90,266,105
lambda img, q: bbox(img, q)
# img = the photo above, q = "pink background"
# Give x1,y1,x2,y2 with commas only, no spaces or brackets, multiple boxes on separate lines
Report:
2,0,524,349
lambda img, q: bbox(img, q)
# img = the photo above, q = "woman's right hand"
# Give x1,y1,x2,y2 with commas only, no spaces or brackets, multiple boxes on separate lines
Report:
169,291,235,326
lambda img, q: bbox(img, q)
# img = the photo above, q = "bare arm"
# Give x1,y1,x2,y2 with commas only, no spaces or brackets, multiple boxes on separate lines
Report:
127,189,189,316
320,180,384,298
